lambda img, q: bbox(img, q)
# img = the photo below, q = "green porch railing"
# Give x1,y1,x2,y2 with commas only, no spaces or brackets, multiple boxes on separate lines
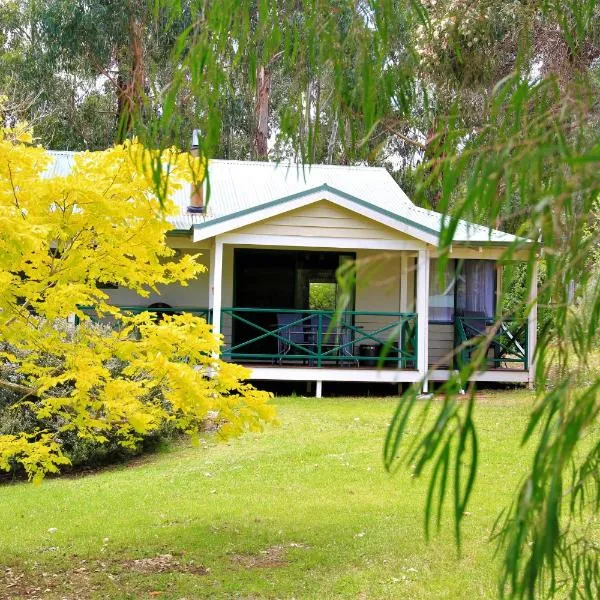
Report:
454,315,527,370
220,307,418,368
74,306,528,372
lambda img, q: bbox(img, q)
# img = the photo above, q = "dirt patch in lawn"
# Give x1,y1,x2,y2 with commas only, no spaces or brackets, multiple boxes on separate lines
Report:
229,545,288,569
124,553,209,575
1,564,102,600
229,542,309,570
0,554,209,600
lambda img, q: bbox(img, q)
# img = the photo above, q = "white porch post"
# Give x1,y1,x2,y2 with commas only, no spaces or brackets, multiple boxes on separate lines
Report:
527,259,538,389
416,248,430,392
399,252,409,370
208,240,216,312
315,380,323,398
496,262,504,316
210,237,224,344
400,253,409,312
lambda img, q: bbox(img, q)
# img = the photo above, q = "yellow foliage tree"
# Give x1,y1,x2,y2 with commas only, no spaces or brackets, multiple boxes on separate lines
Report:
0,124,275,482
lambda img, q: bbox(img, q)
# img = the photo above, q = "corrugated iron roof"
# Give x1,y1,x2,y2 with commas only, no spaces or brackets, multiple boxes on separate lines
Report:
46,151,522,245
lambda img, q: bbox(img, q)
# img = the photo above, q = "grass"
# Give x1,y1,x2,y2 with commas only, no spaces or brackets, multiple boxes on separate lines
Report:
0,390,536,599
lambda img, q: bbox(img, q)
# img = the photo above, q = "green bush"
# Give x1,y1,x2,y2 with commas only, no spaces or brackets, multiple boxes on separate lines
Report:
502,260,555,334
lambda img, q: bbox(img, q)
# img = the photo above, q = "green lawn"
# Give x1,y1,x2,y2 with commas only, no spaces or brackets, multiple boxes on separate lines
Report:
0,391,535,599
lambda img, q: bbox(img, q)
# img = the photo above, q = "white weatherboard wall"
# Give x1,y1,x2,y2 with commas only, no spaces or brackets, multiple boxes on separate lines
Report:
428,324,454,368
105,249,210,308
355,249,402,311
354,249,405,347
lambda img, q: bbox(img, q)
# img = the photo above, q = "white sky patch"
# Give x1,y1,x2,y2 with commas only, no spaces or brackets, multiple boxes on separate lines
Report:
94,74,110,93
456,129,475,153
268,123,279,152
357,0,376,30
528,58,543,85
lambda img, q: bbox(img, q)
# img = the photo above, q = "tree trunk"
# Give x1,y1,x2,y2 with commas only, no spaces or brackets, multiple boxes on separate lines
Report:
311,77,321,163
115,72,128,140
326,111,338,164
252,65,270,160
423,123,443,210
129,11,145,111
339,117,351,165
116,11,146,141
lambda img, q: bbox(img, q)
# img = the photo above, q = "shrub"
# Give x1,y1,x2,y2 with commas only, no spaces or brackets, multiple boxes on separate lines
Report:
0,325,181,477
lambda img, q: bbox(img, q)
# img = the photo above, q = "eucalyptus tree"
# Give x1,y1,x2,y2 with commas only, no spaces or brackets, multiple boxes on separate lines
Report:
0,0,194,147
34,0,170,140
0,0,117,148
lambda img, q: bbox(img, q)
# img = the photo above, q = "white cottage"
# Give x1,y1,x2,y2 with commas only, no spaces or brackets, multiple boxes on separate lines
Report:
50,152,537,397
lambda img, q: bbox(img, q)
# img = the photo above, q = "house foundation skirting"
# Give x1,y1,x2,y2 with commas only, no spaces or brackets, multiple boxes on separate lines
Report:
428,369,529,384
246,366,421,384
244,366,529,386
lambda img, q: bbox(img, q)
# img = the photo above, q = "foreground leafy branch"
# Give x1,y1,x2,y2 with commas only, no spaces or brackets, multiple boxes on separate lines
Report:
385,66,600,598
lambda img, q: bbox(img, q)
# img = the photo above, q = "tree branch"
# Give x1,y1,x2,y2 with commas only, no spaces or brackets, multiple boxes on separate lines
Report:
0,378,38,398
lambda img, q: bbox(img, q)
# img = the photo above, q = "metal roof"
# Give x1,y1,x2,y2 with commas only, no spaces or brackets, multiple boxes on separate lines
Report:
45,152,521,245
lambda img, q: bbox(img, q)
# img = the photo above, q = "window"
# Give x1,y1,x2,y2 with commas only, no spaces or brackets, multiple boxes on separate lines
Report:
456,260,496,318
309,282,337,311
429,259,456,322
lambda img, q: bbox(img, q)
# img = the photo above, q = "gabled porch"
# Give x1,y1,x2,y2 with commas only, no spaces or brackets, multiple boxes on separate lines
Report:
206,232,434,396
98,186,537,396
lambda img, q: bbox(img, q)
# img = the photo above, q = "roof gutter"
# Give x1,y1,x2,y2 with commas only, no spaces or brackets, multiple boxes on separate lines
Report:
450,238,533,247
167,228,194,237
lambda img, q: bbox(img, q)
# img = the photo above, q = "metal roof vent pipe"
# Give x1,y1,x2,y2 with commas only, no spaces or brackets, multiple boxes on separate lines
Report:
188,129,205,214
